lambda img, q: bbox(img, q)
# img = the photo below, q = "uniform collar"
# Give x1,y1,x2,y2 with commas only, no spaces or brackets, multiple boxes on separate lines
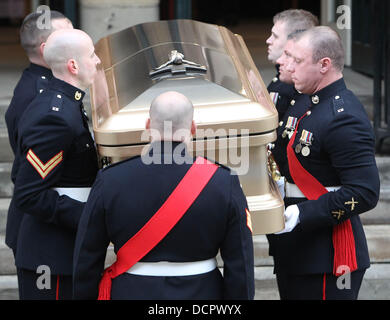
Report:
48,77,86,102
309,78,346,106
148,141,189,155
28,63,52,79
275,64,280,76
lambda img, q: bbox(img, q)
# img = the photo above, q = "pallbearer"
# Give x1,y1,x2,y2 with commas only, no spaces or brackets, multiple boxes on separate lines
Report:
72,91,255,300
13,29,100,299
268,26,380,300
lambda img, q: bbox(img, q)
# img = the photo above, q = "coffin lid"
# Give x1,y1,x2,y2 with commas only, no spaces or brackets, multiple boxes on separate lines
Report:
90,19,278,146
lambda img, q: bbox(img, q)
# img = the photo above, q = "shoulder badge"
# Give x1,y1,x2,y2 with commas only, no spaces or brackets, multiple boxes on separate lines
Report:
50,93,64,113
332,95,345,115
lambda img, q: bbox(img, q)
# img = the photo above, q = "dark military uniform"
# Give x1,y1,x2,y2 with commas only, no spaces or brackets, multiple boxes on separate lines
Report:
267,78,380,299
267,65,297,121
73,141,254,300
5,63,52,254
13,77,98,299
271,89,311,179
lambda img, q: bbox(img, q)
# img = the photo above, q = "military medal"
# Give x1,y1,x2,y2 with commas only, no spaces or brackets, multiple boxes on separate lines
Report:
299,129,313,157
283,116,297,139
301,145,310,157
295,143,302,154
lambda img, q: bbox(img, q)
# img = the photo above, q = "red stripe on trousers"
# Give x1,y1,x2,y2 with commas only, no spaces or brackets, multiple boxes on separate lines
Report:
323,273,326,300
56,275,60,300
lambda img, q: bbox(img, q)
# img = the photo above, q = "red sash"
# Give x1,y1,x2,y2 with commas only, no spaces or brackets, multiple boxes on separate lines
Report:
286,112,357,276
97,157,219,300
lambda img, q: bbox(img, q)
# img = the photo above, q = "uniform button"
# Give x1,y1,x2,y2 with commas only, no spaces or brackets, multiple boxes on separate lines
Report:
290,100,295,106
279,121,283,127
272,77,278,83
41,76,46,79
307,111,312,116
311,95,320,104
335,95,340,100
57,94,62,99
86,143,90,148
39,89,43,93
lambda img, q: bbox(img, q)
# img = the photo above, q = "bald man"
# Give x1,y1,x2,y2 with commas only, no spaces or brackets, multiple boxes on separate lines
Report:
5,10,73,260
12,29,100,300
73,91,255,300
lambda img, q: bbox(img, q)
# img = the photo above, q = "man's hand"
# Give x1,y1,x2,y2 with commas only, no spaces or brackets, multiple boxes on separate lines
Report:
275,205,300,234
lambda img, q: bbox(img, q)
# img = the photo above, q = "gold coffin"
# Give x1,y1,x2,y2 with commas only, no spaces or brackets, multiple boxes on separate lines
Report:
90,19,284,235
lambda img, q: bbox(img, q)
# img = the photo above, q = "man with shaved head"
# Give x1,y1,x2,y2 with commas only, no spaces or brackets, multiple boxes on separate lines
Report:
5,10,73,266
12,28,100,299
73,91,255,300
267,26,380,300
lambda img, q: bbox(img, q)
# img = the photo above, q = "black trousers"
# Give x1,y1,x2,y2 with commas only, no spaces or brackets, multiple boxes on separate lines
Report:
18,268,72,300
276,270,366,300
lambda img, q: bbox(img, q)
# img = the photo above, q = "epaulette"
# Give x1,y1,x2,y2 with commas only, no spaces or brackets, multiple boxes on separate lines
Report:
49,92,65,113
101,155,141,171
332,94,346,116
35,75,49,94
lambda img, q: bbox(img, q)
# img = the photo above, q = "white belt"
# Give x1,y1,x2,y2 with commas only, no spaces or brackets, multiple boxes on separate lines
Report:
285,182,341,198
126,258,217,277
53,187,91,202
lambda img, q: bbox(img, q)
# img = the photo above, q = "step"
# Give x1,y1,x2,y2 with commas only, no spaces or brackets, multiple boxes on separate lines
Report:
0,235,15,275
1,264,389,300
0,163,12,198
0,198,11,234
0,130,13,163
251,225,390,266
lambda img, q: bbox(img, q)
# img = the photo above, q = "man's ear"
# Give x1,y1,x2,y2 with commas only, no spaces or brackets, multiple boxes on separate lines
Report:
190,120,197,135
145,118,151,130
67,59,78,75
319,57,332,74
39,42,46,59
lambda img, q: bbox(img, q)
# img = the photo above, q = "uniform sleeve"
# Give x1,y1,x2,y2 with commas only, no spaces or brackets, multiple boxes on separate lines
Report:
219,174,255,300
73,172,110,299
298,112,380,230
13,112,84,230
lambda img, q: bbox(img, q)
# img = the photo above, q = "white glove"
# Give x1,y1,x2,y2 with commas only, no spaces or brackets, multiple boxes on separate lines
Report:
276,176,285,199
275,204,300,234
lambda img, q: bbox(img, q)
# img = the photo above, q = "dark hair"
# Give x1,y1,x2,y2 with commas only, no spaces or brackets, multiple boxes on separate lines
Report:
20,10,71,58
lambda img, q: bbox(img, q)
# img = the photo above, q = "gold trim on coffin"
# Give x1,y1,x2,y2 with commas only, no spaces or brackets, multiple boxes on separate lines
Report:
90,19,285,235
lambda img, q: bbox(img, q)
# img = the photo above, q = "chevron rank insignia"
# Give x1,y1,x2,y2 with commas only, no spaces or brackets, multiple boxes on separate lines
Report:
26,149,63,179
245,208,253,233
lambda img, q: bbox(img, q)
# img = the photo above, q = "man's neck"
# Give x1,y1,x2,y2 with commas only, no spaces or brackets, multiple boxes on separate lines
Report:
313,71,343,94
52,71,85,90
28,57,49,69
